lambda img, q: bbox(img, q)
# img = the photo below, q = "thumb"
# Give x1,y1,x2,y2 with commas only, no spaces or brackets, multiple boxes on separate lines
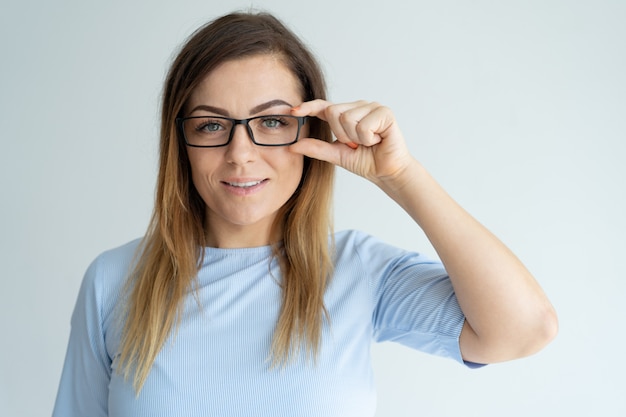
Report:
289,138,345,166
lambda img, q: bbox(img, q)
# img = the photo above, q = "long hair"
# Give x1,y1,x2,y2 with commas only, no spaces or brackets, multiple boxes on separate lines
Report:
118,11,335,392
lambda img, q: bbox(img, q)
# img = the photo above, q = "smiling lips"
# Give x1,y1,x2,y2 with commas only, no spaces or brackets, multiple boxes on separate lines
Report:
221,178,269,195
226,180,264,188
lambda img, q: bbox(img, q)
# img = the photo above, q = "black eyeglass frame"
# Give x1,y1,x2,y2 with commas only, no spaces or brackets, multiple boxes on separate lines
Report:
176,115,308,148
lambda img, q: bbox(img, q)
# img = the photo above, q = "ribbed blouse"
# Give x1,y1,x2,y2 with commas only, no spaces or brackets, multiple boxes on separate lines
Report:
52,230,469,417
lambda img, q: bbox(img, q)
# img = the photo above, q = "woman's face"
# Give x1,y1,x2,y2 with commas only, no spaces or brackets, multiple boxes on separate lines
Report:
185,54,306,247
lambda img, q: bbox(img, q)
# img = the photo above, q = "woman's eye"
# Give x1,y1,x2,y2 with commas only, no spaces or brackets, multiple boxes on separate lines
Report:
261,117,286,129
197,121,224,133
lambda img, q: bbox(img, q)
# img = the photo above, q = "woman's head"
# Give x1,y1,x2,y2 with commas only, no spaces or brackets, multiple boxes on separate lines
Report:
121,13,335,392
157,12,333,244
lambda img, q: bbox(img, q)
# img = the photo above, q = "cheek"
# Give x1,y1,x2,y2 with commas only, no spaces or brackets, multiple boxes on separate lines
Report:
284,153,305,187
187,150,220,190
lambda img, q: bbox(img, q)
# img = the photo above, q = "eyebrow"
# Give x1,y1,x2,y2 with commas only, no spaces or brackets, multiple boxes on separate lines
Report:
188,99,294,117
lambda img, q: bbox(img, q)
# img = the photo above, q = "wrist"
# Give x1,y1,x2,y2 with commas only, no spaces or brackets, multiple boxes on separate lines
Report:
374,157,427,194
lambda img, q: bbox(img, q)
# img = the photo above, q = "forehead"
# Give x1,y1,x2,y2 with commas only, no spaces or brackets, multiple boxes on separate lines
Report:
187,54,304,114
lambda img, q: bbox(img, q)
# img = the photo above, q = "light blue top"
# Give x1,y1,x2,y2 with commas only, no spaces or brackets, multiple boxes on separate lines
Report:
53,230,473,417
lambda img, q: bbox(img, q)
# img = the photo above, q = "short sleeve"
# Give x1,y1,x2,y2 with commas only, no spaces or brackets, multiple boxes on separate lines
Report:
350,232,468,365
52,257,112,417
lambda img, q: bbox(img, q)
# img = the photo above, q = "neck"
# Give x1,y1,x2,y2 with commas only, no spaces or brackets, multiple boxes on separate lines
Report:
204,218,281,249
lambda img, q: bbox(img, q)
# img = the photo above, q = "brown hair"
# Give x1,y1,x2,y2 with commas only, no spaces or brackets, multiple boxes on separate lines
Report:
118,11,335,392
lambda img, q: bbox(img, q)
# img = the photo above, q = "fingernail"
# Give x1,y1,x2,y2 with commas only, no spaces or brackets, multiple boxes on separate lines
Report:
347,142,358,149
291,106,301,112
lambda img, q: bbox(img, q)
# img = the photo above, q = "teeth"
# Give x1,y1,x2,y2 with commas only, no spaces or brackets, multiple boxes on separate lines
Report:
227,180,263,188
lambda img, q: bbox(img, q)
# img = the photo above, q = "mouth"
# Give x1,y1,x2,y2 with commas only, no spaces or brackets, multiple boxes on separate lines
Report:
221,178,269,195
222,179,267,188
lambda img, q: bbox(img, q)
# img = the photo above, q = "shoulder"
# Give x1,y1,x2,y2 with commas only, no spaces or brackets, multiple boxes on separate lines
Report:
74,238,143,319
333,229,425,263
95,238,143,269
332,229,415,279
85,238,143,287
333,229,382,253
332,229,444,286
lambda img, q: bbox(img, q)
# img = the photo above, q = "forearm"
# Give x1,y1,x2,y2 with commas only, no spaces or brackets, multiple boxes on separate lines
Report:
376,158,558,363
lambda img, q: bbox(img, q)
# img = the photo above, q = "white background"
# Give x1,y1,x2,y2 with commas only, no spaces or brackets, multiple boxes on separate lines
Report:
1,0,625,416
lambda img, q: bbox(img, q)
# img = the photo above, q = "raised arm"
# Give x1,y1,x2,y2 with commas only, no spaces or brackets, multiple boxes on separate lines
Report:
290,100,558,364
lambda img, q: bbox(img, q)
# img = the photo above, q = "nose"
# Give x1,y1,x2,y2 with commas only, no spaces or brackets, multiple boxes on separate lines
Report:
225,124,257,165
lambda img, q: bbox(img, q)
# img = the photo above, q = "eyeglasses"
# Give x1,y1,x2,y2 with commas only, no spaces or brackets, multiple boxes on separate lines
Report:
177,115,308,148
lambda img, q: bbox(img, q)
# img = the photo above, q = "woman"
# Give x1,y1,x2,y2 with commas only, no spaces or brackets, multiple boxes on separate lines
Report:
53,11,557,417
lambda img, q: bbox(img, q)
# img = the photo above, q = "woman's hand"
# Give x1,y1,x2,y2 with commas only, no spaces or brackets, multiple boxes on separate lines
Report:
289,99,414,184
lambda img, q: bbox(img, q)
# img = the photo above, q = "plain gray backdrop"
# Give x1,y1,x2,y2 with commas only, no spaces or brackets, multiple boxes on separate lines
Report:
1,0,625,416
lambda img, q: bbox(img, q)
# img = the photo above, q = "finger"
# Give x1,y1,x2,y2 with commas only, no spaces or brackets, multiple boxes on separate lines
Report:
323,101,369,145
292,100,360,147
334,102,384,146
289,138,349,166
353,104,395,146
290,99,332,120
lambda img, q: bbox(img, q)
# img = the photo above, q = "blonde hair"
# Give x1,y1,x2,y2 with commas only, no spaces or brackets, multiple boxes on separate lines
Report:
118,12,335,392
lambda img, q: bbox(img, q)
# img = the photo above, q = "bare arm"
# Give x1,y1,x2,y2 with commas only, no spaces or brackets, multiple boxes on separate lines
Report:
290,100,558,363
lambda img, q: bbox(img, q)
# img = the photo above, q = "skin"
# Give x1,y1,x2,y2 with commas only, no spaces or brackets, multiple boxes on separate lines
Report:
186,54,558,364
185,55,305,248
290,100,559,364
